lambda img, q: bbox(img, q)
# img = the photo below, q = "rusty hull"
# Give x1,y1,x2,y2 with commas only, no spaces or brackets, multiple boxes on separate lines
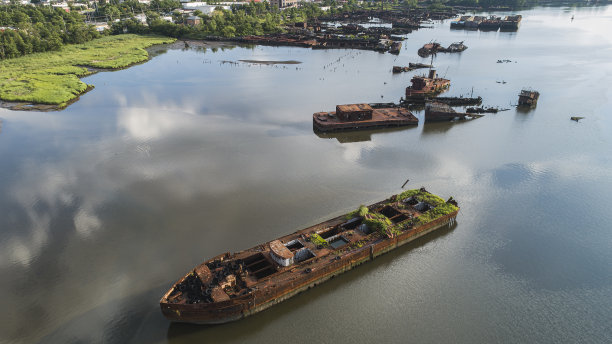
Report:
160,192,459,324
313,107,417,132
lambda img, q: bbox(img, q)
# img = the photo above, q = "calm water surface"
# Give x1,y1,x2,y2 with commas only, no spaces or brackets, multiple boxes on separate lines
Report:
1,6,612,344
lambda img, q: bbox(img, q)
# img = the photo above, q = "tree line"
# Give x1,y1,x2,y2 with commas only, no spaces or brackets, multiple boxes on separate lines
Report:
0,5,100,59
109,2,326,39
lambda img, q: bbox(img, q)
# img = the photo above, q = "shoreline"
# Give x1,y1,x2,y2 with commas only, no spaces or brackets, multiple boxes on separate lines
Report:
0,35,176,112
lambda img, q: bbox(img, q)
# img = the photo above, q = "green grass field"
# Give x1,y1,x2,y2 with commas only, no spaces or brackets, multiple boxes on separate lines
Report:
0,35,175,107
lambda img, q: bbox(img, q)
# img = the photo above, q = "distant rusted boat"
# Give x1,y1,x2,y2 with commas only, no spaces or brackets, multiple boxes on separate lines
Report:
405,69,450,99
500,15,522,31
418,42,443,57
425,102,472,122
518,89,539,107
392,63,432,73
313,103,418,132
160,188,459,324
479,16,502,31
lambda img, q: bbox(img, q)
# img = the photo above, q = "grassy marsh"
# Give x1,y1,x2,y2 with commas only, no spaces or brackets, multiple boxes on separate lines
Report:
0,34,175,108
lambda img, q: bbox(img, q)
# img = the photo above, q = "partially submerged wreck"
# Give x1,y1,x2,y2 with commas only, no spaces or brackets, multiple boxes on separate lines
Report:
451,14,521,31
392,63,432,73
405,69,451,99
160,188,459,324
518,89,539,107
313,104,418,132
418,41,467,57
500,15,522,31
425,102,478,122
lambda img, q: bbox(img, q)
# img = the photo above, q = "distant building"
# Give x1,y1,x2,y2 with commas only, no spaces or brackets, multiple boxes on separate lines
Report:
134,13,147,24
52,2,70,12
185,15,201,26
182,2,231,15
270,0,299,9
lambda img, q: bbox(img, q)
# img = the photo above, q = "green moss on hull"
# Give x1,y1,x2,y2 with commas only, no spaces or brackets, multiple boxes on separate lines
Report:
0,35,175,107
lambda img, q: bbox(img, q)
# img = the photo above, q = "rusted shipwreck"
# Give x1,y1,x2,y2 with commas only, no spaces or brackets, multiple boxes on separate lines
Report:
518,89,539,107
160,188,459,324
392,63,432,73
450,14,521,31
425,102,478,122
417,41,467,57
405,69,450,100
313,103,418,132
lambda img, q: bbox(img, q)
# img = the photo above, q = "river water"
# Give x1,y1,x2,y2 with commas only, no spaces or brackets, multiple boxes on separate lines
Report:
1,5,611,344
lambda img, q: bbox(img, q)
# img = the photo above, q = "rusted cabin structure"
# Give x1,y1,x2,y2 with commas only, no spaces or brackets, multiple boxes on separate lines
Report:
518,89,539,107
336,104,373,121
405,70,451,98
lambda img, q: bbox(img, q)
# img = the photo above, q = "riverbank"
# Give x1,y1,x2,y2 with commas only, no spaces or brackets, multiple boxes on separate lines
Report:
0,34,175,111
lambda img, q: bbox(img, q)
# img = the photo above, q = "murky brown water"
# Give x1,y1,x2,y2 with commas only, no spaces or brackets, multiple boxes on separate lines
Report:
1,5,612,343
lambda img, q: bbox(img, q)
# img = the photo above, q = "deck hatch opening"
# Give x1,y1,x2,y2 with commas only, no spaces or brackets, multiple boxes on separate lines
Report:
341,217,362,230
318,226,340,239
243,253,277,279
390,214,409,224
329,236,349,249
403,196,418,205
380,205,401,218
294,248,315,263
253,266,277,279
414,202,432,212
285,240,304,252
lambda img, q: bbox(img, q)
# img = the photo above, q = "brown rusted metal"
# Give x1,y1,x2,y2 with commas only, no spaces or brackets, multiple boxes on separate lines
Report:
313,105,417,132
160,190,459,324
518,90,539,107
405,70,451,99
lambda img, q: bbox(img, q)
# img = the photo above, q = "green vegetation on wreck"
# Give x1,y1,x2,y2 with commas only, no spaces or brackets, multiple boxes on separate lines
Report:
309,233,329,248
394,188,446,207
346,205,369,219
0,34,175,107
345,189,458,238
394,188,459,225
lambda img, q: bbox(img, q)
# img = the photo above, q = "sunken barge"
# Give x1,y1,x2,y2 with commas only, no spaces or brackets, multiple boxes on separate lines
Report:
313,104,418,132
160,188,459,324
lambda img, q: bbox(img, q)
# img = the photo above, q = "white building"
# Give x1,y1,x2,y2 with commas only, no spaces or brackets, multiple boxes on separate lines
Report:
181,2,230,15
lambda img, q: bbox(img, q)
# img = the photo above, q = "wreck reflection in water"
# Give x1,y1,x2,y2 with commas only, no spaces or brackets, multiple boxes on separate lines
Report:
314,125,416,143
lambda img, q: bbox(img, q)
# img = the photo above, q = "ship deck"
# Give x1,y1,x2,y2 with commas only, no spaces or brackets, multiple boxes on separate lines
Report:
313,108,418,132
160,189,459,324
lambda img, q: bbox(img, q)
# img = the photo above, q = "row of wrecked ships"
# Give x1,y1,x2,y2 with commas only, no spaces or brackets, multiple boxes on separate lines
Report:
161,188,459,324
313,69,472,132
450,15,522,31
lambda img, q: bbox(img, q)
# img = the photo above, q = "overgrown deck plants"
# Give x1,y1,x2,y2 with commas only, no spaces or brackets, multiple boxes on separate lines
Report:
0,34,175,110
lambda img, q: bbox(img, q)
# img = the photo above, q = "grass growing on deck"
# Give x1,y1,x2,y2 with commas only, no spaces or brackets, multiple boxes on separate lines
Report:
0,34,175,107
309,233,328,248
345,205,369,219
395,188,446,206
